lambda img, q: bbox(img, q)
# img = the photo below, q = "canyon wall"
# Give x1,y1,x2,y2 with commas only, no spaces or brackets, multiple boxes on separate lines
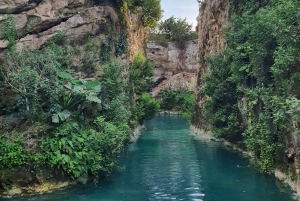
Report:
0,0,145,72
147,40,198,97
0,0,146,196
194,0,300,196
193,0,229,130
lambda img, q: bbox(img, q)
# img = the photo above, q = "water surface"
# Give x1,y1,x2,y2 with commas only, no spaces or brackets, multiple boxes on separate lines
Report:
5,115,296,201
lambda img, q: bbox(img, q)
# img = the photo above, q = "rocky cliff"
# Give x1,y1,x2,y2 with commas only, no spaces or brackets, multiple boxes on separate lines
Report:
147,40,198,97
0,0,146,196
193,0,229,130
0,0,145,70
194,0,300,196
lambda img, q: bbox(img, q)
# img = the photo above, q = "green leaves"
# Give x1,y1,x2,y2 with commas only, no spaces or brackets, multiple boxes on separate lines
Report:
203,0,300,172
52,110,72,123
85,81,102,92
158,17,195,48
0,133,45,170
1,14,16,50
51,76,102,123
138,93,160,120
123,0,162,28
58,71,73,80
129,52,154,95
157,90,195,120
42,119,129,181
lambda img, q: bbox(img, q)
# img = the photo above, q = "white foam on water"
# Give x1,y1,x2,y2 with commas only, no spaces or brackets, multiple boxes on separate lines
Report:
189,193,205,197
185,187,200,190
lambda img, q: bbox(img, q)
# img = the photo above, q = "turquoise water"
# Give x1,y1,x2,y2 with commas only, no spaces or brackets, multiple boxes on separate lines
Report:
4,115,296,201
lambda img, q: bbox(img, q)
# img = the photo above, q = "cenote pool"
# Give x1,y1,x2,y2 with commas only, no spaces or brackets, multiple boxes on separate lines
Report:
4,115,297,201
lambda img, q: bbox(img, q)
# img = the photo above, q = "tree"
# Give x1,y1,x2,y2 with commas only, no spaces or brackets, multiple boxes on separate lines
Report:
158,17,195,49
138,93,160,120
121,0,162,28
140,0,162,28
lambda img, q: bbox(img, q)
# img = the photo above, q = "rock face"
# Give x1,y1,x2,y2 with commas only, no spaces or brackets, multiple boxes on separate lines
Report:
193,0,229,130
0,0,92,39
194,0,300,196
0,0,42,14
0,0,145,72
147,40,199,96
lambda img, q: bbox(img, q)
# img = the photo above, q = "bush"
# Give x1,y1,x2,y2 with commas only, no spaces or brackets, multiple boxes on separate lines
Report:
41,119,129,182
158,17,197,48
158,90,195,120
138,93,160,120
101,60,131,126
129,52,153,95
0,133,45,170
120,0,162,28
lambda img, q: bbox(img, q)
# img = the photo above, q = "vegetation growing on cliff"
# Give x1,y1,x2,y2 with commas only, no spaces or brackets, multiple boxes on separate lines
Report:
0,9,159,187
201,0,300,172
148,17,198,48
158,90,195,120
158,17,198,48
117,0,162,28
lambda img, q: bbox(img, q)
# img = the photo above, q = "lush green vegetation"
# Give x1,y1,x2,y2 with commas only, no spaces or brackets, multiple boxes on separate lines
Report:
138,93,160,120
157,17,198,48
0,14,159,183
41,118,129,182
118,0,162,28
129,53,159,124
158,90,195,120
202,0,300,172
148,17,198,48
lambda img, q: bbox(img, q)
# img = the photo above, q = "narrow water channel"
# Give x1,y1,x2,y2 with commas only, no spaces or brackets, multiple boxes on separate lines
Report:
5,115,296,201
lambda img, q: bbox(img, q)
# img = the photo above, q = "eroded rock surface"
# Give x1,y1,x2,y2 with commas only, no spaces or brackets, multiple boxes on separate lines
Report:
194,0,229,129
0,0,145,76
147,40,199,96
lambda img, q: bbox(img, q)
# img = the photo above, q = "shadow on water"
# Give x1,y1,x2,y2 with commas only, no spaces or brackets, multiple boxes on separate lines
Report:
3,115,297,201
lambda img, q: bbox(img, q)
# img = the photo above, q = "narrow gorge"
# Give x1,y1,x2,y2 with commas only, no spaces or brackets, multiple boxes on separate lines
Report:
0,0,300,200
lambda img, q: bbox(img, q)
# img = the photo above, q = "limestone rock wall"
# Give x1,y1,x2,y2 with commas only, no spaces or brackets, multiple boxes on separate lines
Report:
0,0,146,196
0,0,145,76
193,0,229,129
194,0,300,196
147,40,199,96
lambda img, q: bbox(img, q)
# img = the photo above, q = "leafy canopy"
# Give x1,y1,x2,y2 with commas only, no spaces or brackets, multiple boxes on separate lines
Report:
158,17,197,48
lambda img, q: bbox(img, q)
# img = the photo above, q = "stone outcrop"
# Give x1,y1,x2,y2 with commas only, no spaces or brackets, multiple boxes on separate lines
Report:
0,0,42,14
14,6,112,50
147,40,199,96
193,0,229,130
0,0,93,39
0,0,145,77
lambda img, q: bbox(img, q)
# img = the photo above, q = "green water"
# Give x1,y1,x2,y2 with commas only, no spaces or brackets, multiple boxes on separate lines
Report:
4,115,296,201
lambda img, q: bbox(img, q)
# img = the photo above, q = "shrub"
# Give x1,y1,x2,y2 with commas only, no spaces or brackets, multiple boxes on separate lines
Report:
101,60,131,126
41,119,129,182
158,17,196,49
121,0,162,28
158,90,195,120
129,52,154,95
138,93,160,120
0,133,45,170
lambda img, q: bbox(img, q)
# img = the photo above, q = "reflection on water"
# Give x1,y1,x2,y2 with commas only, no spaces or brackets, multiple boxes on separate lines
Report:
4,115,296,201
